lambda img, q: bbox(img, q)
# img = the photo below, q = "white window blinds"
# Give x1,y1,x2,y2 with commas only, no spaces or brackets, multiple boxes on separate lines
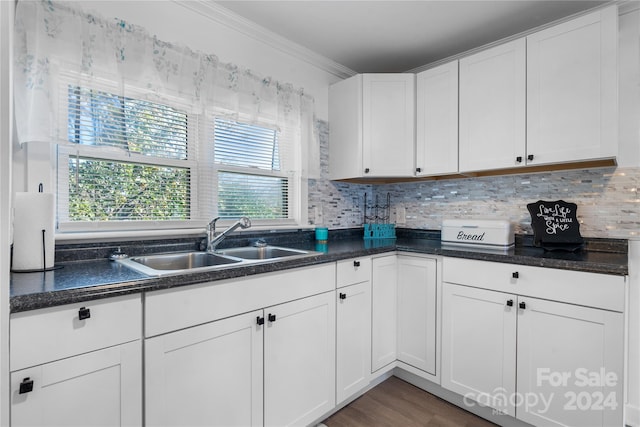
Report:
67,86,190,159
58,85,197,228
213,118,292,221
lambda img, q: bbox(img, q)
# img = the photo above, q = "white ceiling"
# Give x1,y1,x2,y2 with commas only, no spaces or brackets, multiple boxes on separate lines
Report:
214,1,610,73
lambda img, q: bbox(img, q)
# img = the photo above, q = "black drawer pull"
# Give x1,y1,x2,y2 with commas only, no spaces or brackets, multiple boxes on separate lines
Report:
512,272,519,279
256,316,265,326
516,156,523,163
527,154,534,161
364,168,370,174
19,378,34,394
78,307,91,320
353,260,360,267
268,313,276,322
416,167,422,173
506,299,514,307
339,293,346,300
519,301,527,310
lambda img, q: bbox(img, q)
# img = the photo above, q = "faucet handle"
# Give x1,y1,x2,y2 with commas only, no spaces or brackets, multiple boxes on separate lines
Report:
239,217,251,229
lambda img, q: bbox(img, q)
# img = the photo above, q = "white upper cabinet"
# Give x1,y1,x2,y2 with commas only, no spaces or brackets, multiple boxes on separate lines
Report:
416,62,459,176
459,39,526,173
329,73,415,180
526,6,618,166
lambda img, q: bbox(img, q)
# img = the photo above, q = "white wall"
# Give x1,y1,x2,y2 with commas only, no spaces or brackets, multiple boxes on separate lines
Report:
627,241,640,427
0,1,13,425
618,4,640,169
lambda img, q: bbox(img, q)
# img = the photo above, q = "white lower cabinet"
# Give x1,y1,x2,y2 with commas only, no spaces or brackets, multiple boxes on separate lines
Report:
396,255,438,377
516,297,623,427
145,310,263,427
336,280,372,404
442,257,625,427
11,341,141,427
9,295,143,427
441,283,517,416
145,289,335,427
264,291,336,427
371,255,398,372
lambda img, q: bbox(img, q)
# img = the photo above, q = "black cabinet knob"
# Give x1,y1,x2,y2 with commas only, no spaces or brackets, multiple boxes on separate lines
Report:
364,168,370,174
512,272,519,279
519,301,526,310
353,260,360,267
506,299,514,307
527,154,534,161
268,313,276,322
256,316,265,326
339,293,346,300
416,167,422,173
19,377,34,394
516,156,523,163
78,307,91,320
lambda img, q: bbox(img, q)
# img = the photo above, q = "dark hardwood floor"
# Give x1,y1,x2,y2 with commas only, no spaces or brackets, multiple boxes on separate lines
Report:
322,376,497,427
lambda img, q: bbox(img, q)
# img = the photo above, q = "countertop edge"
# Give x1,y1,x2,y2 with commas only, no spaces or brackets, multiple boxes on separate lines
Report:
10,240,628,313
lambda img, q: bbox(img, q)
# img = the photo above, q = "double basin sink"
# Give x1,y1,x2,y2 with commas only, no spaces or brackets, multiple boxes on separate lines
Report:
117,246,320,277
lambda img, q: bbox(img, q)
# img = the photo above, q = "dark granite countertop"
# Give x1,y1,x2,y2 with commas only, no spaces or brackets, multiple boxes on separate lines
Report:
10,229,628,313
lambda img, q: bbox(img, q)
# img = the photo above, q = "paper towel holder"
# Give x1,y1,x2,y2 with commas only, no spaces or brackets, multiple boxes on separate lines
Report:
10,183,63,273
10,234,62,273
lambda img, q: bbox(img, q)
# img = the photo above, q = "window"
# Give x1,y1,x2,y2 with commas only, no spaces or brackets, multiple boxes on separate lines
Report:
56,85,299,233
58,85,197,230
213,118,290,220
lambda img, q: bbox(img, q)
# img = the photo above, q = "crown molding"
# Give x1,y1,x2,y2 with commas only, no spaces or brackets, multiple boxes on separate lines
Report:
407,0,624,74
172,0,356,80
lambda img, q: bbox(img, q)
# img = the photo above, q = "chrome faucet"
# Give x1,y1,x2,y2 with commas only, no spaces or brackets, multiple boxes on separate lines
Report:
206,217,251,252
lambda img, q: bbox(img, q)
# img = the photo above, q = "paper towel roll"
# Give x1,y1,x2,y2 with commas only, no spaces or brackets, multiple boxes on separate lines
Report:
12,192,55,271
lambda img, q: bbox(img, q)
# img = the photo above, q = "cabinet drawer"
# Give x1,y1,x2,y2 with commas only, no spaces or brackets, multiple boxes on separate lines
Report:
11,294,142,371
145,263,336,337
336,257,372,288
442,257,625,312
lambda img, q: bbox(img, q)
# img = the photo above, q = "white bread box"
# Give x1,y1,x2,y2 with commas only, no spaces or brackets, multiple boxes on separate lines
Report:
441,219,514,249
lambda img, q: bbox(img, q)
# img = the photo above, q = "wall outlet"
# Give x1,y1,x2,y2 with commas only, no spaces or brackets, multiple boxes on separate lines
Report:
396,204,406,224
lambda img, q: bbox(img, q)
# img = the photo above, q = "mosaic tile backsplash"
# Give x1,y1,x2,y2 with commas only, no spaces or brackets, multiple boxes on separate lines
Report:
308,120,640,239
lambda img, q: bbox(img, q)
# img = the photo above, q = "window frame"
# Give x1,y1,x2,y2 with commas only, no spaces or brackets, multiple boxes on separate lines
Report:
52,77,304,236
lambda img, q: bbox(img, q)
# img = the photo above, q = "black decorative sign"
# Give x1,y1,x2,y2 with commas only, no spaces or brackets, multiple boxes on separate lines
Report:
527,200,584,252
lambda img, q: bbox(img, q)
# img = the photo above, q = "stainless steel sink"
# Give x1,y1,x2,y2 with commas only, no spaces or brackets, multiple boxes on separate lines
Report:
133,252,240,270
117,251,241,276
216,246,312,260
117,245,320,277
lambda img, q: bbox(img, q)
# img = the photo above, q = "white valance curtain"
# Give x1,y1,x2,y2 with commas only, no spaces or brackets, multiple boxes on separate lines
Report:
13,0,320,177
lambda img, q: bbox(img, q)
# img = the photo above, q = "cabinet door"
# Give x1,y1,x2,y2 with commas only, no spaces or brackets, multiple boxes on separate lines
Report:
397,256,437,375
145,310,263,427
371,255,398,372
362,74,415,177
336,281,372,404
527,6,617,165
441,283,517,416
459,39,526,172
264,291,336,427
416,62,459,176
329,74,363,180
516,297,624,427
11,341,141,427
